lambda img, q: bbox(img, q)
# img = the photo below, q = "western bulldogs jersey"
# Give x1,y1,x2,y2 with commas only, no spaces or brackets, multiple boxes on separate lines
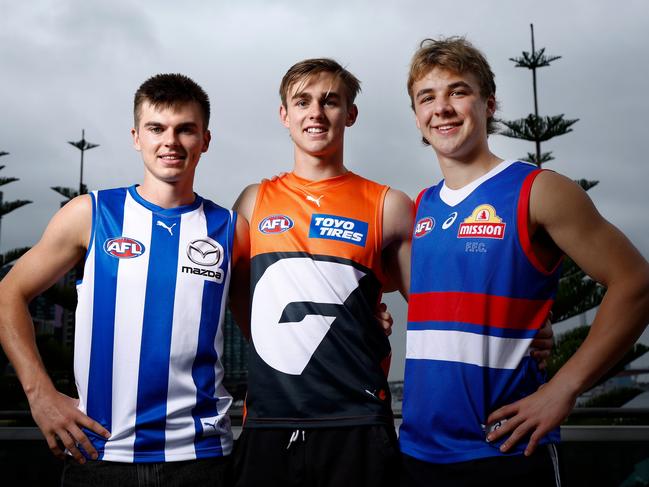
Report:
74,186,235,462
245,172,393,428
400,161,562,463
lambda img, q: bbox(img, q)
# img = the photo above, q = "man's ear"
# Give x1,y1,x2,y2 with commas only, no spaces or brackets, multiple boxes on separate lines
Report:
131,127,141,151
279,105,290,128
202,130,211,153
486,95,496,118
346,104,358,127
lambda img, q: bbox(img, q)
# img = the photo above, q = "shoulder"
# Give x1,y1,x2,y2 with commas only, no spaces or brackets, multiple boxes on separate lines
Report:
383,188,415,245
529,170,596,226
233,183,261,222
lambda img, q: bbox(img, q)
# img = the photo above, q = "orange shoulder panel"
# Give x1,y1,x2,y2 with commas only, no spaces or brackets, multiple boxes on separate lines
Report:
250,172,388,282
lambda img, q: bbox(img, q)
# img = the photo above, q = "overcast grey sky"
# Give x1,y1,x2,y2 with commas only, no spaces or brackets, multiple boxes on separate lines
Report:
1,0,648,378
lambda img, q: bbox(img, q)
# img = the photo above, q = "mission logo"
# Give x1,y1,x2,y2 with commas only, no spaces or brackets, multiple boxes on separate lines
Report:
259,215,294,234
103,237,145,259
457,204,506,239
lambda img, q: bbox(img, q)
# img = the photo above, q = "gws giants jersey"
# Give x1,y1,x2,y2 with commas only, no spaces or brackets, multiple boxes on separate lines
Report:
400,161,562,463
246,172,392,427
75,186,235,462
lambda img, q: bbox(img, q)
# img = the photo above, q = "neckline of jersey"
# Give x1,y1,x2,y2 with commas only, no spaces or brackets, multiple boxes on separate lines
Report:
284,170,355,191
127,185,203,216
439,160,523,207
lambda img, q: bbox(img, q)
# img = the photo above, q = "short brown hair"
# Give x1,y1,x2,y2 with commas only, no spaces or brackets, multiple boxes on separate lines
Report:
279,58,361,108
407,37,498,135
133,73,210,130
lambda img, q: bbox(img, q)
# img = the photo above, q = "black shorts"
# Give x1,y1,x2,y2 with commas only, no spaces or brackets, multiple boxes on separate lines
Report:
400,444,562,487
232,425,399,487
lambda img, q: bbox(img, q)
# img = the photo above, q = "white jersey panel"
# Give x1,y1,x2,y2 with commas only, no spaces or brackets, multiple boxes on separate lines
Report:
103,192,152,461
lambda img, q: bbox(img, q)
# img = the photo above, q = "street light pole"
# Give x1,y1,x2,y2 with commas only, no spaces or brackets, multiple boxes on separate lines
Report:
68,129,99,195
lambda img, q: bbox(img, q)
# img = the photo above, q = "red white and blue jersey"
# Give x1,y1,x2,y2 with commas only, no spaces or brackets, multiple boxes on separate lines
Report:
400,160,562,464
74,186,235,462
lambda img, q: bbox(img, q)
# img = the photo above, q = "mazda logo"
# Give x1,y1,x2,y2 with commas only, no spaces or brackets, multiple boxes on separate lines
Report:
187,238,222,267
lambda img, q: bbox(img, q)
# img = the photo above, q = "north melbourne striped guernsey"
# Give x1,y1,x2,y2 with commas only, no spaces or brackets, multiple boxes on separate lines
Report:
400,160,562,464
74,186,235,462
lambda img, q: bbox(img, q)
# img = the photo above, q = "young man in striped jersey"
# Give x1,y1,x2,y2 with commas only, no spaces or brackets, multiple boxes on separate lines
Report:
0,74,249,486
400,37,649,486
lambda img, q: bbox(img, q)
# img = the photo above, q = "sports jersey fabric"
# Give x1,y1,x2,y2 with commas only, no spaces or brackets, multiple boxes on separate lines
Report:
74,185,235,462
400,160,562,463
245,171,393,428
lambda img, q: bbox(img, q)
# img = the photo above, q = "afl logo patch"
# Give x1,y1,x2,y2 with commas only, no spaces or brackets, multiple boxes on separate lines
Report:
103,237,145,259
414,217,435,238
259,215,294,234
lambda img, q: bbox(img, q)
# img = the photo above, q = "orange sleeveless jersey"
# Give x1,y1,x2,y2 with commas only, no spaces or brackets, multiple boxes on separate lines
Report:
245,171,393,428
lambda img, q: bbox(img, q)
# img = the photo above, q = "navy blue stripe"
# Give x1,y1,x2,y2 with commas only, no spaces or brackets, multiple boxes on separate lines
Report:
85,188,127,458
192,203,229,457
133,214,181,461
407,320,538,339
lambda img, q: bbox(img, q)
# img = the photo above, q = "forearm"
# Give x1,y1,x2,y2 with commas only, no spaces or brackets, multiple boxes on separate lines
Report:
0,293,55,400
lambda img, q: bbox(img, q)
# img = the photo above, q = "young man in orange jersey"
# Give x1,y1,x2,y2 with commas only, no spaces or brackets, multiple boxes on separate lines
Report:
400,37,649,486
231,58,413,487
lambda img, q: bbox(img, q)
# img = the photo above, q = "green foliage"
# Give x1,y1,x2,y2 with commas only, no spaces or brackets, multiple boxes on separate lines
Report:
547,325,649,387
0,176,19,187
498,114,579,143
522,151,554,165
575,179,599,192
51,184,87,200
583,387,644,408
552,257,605,323
0,199,32,217
510,47,561,69
0,155,32,218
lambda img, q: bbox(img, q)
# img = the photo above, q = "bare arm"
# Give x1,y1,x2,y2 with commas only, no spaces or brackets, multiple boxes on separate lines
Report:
229,183,259,338
0,195,110,462
487,172,649,454
229,213,251,340
381,188,414,300
233,183,259,223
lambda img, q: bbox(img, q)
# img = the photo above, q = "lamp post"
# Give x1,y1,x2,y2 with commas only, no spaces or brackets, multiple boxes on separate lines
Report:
68,129,99,195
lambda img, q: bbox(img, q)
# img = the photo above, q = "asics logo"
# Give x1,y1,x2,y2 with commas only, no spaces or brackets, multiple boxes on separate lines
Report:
442,212,458,230
156,220,177,236
306,194,324,207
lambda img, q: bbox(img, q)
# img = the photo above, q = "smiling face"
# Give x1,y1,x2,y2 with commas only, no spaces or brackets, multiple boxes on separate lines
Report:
412,67,495,165
131,100,210,186
279,71,358,166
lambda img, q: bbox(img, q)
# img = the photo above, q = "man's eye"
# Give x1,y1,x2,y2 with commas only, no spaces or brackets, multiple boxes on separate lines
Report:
150,127,163,133
296,100,308,108
451,90,466,97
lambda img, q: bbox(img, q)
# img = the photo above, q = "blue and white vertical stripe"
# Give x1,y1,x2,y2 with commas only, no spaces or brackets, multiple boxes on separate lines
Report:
74,186,234,463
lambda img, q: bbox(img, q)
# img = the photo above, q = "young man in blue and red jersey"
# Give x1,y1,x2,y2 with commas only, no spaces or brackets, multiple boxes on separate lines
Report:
400,37,649,486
